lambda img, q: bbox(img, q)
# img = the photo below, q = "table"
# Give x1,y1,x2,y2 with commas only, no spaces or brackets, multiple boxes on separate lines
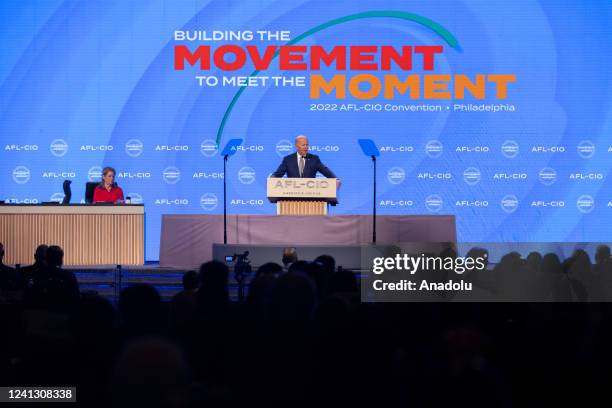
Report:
0,204,144,265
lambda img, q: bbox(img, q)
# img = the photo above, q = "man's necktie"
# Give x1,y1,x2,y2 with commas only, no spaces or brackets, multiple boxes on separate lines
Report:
299,155,305,177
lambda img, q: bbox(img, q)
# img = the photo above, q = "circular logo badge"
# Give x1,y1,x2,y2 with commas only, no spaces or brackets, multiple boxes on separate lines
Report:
425,140,443,158
12,166,31,184
425,194,443,212
577,195,594,213
238,166,256,184
49,192,64,203
501,194,519,213
88,166,102,181
200,139,218,157
463,167,481,185
126,193,143,204
577,140,595,159
538,167,557,186
276,140,293,157
50,139,69,157
125,139,144,157
162,167,181,184
200,193,218,211
501,140,519,158
387,167,406,184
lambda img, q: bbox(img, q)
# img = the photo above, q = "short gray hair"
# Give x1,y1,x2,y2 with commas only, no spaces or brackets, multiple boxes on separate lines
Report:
294,135,308,144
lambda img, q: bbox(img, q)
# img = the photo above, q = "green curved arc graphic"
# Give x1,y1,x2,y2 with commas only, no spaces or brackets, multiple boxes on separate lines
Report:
215,10,460,146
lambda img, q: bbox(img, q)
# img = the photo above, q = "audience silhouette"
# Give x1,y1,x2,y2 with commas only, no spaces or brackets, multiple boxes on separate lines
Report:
0,243,611,406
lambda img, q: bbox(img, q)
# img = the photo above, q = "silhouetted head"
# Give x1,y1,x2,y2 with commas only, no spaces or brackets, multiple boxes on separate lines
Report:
314,254,336,274
0,242,4,263
45,245,64,268
542,253,562,274
34,244,48,264
182,270,198,291
466,247,489,269
596,245,611,265
198,260,229,304
256,262,283,278
566,249,592,275
526,251,543,270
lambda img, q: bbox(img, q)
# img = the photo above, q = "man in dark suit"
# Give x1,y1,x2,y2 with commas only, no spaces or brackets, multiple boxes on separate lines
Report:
272,135,340,185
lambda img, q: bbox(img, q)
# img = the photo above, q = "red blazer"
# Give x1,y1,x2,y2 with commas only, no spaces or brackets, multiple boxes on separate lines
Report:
93,185,124,203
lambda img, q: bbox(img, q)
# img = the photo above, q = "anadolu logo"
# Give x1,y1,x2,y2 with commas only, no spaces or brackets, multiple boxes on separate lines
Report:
501,195,519,213
577,195,594,213
538,167,557,186
88,166,103,181
50,192,64,203
276,140,293,157
463,167,481,185
425,140,443,158
125,139,144,157
162,167,181,184
387,167,406,184
238,167,256,184
501,140,519,158
425,194,443,212
200,139,218,157
200,193,218,211
577,140,595,159
50,139,69,157
127,193,143,204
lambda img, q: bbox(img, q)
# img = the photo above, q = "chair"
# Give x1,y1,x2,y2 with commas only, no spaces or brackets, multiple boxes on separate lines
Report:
85,182,99,204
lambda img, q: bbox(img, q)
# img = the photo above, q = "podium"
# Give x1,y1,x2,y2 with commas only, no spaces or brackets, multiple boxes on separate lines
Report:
267,177,337,215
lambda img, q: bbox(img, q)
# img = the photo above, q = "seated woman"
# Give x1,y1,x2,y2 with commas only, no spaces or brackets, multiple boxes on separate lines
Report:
93,166,124,203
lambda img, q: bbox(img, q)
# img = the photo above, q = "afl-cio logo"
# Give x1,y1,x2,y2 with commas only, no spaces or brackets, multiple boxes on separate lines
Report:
387,167,406,184
125,139,144,157
501,195,519,213
200,139,218,157
276,140,293,157
425,194,443,212
538,167,557,186
238,167,256,184
463,167,481,185
200,193,218,211
425,140,443,158
576,195,594,213
501,140,519,158
88,166,102,181
162,167,181,184
50,139,69,157
577,140,595,159
12,166,31,184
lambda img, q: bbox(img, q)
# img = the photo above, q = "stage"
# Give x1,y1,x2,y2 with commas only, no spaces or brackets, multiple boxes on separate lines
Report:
160,214,457,269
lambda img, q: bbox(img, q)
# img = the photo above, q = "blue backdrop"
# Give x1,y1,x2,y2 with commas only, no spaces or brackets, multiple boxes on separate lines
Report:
2,0,611,260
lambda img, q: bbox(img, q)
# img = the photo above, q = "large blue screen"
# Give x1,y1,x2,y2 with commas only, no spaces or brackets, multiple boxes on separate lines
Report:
2,0,611,260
